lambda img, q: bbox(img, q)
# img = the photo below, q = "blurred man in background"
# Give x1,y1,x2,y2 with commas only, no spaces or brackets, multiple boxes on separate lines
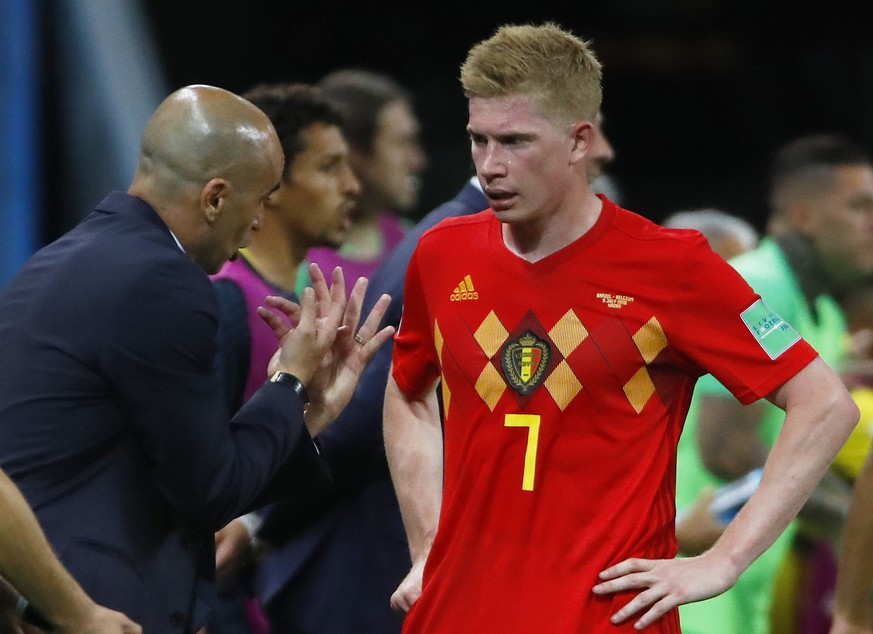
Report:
298,69,427,294
830,451,873,634
663,208,759,260
208,82,363,634
675,134,873,634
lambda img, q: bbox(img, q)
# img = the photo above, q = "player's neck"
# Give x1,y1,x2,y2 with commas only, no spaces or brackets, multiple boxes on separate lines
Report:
242,229,305,293
338,217,386,261
502,194,602,262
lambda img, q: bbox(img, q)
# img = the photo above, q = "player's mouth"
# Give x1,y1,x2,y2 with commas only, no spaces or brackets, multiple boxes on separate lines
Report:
486,189,517,212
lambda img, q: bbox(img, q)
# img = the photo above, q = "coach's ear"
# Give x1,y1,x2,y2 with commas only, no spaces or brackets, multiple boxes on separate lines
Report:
201,177,230,225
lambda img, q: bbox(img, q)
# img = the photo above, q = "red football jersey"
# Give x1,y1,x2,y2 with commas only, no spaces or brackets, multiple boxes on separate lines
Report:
391,197,817,633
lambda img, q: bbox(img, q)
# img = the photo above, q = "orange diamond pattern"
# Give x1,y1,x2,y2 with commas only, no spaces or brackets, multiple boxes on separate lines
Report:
632,317,667,363
475,362,506,412
434,320,445,362
434,321,450,415
474,310,509,358
623,366,656,414
544,360,583,411
454,310,668,414
548,309,589,357
440,380,452,418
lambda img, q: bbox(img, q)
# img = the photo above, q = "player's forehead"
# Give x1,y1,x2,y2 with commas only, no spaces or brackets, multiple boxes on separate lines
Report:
467,94,553,136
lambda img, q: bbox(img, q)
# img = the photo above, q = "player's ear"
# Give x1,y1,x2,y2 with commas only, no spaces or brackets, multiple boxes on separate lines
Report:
569,120,593,165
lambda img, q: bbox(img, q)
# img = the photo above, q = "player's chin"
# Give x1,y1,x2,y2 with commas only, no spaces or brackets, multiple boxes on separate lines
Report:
491,207,525,224
394,187,420,212
321,232,346,249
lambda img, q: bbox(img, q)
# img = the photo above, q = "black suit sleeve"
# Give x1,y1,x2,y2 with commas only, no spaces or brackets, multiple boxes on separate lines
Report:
213,279,250,415
100,258,326,532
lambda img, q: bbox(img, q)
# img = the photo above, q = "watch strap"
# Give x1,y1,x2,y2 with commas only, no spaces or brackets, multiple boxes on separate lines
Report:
269,371,309,404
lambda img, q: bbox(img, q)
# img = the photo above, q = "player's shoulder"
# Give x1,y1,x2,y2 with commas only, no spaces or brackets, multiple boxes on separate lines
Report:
611,203,709,254
417,209,493,245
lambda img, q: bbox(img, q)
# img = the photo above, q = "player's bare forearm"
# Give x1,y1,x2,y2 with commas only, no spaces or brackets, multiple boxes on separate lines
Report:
595,358,859,629
383,376,443,562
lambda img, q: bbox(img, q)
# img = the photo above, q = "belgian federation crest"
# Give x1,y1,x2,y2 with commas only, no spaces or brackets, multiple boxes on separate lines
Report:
501,330,551,395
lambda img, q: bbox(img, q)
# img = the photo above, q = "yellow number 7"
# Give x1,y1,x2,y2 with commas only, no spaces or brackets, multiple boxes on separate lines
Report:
504,414,541,491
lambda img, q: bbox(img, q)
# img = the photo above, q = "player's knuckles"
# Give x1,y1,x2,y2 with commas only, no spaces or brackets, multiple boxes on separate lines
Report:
612,558,650,577
617,598,644,619
640,597,674,627
619,572,656,590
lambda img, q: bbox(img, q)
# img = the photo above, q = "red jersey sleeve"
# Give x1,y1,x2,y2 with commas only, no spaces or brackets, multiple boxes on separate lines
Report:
391,243,441,398
668,235,818,404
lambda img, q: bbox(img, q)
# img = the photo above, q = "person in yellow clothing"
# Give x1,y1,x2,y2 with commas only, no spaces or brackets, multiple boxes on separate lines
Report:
836,390,873,477
835,287,873,482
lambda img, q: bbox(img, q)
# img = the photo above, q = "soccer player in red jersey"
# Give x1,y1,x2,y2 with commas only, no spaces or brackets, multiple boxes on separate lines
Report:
383,22,860,633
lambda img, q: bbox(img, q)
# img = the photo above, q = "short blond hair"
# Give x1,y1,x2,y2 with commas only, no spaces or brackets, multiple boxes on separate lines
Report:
460,22,602,126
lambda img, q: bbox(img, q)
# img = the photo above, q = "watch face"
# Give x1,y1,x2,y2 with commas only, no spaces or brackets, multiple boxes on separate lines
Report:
270,371,292,383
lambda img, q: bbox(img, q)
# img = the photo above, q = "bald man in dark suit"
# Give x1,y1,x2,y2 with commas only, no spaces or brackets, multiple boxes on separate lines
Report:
0,85,392,634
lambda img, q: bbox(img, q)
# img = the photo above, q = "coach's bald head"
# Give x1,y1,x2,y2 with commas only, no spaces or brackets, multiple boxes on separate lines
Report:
128,85,284,273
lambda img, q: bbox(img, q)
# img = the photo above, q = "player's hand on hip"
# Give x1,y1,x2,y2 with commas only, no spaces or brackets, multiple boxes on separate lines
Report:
592,553,736,630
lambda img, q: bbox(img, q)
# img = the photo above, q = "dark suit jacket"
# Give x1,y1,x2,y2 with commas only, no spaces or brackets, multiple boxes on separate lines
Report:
254,180,487,633
0,193,327,633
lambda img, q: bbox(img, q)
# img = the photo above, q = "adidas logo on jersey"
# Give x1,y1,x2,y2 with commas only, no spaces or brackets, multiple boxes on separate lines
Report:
450,275,479,301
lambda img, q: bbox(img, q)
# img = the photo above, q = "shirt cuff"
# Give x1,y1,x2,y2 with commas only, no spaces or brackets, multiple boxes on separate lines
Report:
238,511,263,540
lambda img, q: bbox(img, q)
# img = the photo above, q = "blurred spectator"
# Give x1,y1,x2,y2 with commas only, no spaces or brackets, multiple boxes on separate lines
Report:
832,285,873,482
297,69,427,295
663,208,759,260
826,284,873,634
674,134,873,634
208,83,361,634
588,111,617,199
829,441,873,634
212,83,361,417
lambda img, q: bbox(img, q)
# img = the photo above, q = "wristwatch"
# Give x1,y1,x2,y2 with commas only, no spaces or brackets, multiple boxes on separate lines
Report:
269,371,309,404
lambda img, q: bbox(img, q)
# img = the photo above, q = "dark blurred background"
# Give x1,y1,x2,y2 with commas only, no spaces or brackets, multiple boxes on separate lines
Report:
2,0,873,286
